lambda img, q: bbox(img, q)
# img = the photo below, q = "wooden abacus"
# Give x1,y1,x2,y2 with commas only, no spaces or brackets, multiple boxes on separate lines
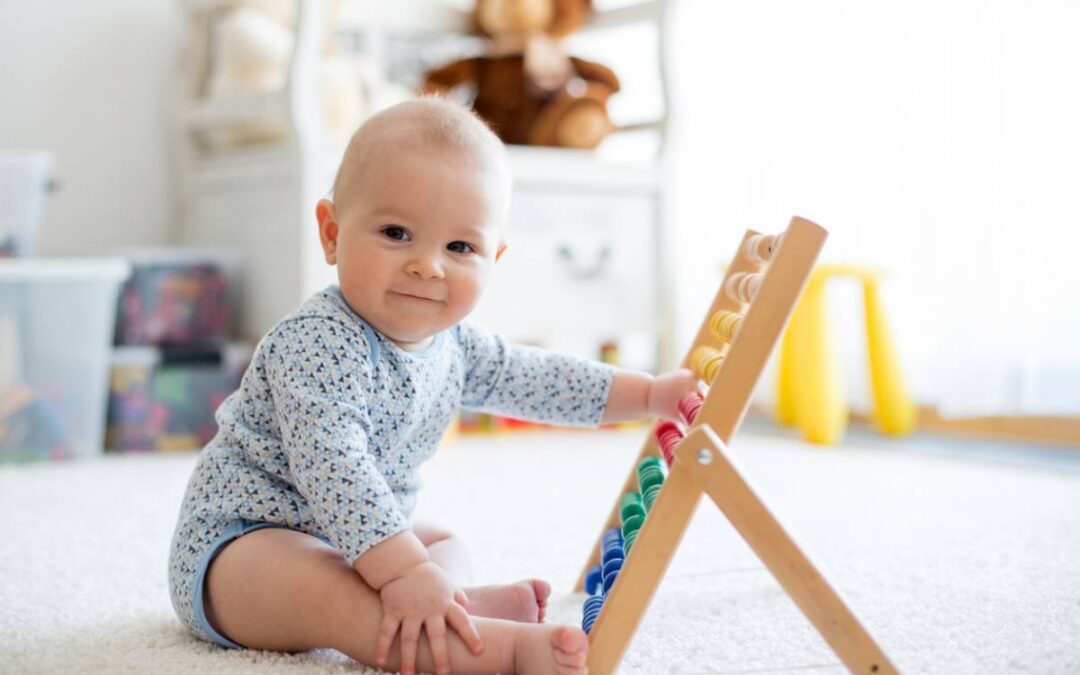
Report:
575,217,898,674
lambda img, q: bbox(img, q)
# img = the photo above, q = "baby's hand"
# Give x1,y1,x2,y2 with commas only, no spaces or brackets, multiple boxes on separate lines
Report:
647,369,699,420
376,561,482,675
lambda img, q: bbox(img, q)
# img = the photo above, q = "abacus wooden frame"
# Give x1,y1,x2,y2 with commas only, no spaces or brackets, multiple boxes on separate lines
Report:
575,217,898,674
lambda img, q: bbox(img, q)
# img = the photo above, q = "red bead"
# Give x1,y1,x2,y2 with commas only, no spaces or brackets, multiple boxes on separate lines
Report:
654,420,684,467
677,391,704,425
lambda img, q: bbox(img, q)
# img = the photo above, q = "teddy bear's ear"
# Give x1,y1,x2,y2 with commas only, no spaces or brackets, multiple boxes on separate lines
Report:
548,0,593,38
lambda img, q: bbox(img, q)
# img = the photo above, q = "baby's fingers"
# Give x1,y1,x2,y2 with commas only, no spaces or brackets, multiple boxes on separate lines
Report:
447,603,484,655
400,617,423,675
425,616,450,675
375,614,400,666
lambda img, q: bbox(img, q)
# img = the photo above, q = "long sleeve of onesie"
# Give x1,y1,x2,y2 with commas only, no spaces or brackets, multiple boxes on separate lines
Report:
265,317,409,564
455,321,616,427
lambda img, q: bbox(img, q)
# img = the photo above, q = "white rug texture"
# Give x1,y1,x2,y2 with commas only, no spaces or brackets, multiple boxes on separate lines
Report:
1,428,1079,674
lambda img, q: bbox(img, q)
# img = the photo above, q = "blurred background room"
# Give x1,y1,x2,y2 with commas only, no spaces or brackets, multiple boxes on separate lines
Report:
3,0,1078,460
2,0,1079,673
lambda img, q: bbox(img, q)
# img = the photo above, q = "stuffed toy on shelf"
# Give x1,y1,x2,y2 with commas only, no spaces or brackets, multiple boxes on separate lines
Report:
422,0,621,149
197,0,409,148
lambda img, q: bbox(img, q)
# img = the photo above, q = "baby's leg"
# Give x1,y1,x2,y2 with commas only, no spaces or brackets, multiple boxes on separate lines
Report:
203,527,586,675
413,520,550,623
413,521,474,585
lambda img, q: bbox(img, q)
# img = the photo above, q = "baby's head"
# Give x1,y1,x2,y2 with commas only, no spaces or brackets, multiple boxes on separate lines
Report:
317,97,513,351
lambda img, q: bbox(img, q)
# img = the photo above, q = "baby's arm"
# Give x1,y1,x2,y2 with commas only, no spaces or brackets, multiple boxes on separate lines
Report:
456,322,699,427
601,369,699,423
354,532,482,675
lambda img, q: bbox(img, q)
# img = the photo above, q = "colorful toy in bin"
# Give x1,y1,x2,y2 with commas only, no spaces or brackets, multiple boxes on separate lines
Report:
114,255,232,346
0,385,69,462
106,345,250,452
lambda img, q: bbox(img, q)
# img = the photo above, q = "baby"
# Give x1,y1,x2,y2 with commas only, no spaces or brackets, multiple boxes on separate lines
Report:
167,97,697,675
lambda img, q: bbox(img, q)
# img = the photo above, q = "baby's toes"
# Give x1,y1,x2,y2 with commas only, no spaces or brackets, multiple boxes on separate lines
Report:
551,626,589,673
530,578,552,606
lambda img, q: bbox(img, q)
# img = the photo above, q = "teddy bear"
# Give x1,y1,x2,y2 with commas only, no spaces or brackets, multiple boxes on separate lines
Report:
421,0,621,149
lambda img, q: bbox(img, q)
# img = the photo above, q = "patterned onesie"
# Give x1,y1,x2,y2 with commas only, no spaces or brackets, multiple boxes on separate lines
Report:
167,286,615,647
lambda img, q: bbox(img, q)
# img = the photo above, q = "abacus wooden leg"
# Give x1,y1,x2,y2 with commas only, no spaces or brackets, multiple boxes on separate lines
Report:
575,217,833,673
675,425,899,675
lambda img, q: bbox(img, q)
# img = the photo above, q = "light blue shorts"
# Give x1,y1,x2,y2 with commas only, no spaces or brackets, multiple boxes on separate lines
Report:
190,519,290,649
171,516,338,650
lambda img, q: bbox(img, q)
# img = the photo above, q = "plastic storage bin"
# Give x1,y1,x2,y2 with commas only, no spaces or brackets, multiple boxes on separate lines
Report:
0,152,53,257
0,259,130,462
113,249,236,347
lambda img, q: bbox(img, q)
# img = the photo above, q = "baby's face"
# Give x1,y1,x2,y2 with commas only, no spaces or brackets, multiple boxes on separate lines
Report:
326,145,507,350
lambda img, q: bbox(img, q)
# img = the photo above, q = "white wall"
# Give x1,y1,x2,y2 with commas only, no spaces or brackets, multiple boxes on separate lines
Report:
665,0,1080,415
0,1,180,255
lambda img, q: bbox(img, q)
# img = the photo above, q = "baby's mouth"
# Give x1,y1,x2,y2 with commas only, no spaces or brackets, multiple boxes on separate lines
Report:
391,290,443,303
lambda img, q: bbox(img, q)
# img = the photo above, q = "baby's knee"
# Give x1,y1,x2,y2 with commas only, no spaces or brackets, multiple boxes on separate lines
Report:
412,522,457,547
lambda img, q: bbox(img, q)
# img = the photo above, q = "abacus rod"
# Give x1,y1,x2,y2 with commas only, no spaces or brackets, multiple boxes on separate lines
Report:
684,229,763,357
676,425,899,675
585,462,703,675
694,217,827,440
573,229,763,591
573,432,662,592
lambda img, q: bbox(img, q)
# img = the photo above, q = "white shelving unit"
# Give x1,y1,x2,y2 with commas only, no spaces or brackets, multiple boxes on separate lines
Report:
173,0,674,371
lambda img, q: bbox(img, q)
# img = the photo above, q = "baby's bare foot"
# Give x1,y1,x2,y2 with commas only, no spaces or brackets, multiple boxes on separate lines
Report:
464,579,551,623
514,624,589,675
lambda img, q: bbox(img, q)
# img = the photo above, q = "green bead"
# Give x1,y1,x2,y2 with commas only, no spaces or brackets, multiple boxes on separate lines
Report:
638,456,663,474
642,486,659,511
621,500,646,524
639,472,664,494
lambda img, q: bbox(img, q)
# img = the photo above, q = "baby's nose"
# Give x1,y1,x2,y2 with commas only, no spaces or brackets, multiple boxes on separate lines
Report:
406,254,444,279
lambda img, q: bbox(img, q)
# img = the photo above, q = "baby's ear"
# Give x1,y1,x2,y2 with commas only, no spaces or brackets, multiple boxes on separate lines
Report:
316,199,339,265
495,242,508,262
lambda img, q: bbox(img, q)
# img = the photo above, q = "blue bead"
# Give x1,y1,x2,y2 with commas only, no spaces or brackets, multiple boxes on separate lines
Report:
603,528,623,546
601,545,624,565
602,557,623,579
602,571,618,594
584,565,603,595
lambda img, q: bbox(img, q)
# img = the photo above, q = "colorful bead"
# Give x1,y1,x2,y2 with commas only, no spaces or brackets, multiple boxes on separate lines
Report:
709,310,744,344
621,498,646,524
691,346,724,384
602,558,623,593
582,594,604,633
744,232,783,264
655,420,684,466
724,272,764,304
642,483,662,511
677,391,704,425
584,564,603,595
621,513,644,540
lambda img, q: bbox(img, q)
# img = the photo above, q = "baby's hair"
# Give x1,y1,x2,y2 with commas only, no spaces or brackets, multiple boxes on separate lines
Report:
329,96,513,212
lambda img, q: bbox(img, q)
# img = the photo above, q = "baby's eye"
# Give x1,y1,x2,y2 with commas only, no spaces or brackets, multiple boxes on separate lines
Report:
447,241,475,254
382,226,409,241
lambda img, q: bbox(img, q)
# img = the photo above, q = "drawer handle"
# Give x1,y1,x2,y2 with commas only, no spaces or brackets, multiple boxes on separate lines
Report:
556,242,613,280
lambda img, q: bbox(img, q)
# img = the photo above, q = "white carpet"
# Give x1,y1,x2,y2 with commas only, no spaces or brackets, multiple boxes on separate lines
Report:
2,427,1079,674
